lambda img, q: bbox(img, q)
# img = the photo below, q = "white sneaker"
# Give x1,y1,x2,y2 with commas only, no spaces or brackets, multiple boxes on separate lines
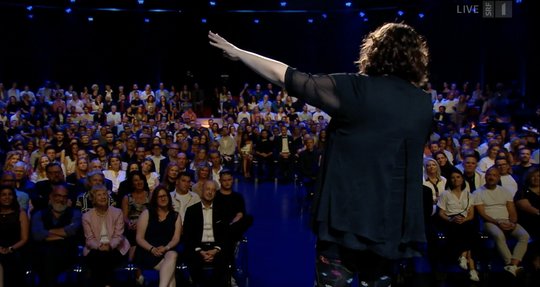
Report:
469,270,480,281
458,256,468,270
503,264,522,276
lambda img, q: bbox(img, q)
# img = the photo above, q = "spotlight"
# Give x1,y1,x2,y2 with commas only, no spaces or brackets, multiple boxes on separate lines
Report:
418,13,425,18
345,2,352,8
307,18,314,24
397,10,404,16
253,19,260,24
88,17,94,22
138,0,144,5
363,17,368,22
359,11,365,18
26,6,33,11
209,1,216,6
201,18,207,23
70,0,76,3
280,2,287,7
65,8,72,14
144,18,150,23
28,14,34,19
322,13,327,19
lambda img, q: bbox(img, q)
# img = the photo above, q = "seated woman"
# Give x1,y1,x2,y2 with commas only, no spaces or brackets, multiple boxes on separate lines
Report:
30,155,50,183
141,158,160,193
103,154,127,199
437,170,479,282
121,171,150,261
239,134,254,179
515,169,540,270
135,185,181,287
191,164,214,197
0,185,29,287
160,162,180,193
82,184,130,287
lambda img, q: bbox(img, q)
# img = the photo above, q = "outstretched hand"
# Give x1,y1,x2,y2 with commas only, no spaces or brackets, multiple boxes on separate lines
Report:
208,31,240,61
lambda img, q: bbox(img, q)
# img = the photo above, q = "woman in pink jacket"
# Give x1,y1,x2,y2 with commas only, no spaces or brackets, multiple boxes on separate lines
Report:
82,184,130,287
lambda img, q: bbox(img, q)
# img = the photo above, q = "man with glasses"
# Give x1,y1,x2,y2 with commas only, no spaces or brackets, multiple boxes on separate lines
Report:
31,184,82,287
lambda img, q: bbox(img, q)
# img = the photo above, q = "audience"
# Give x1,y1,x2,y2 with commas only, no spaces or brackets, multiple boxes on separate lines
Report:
0,79,536,284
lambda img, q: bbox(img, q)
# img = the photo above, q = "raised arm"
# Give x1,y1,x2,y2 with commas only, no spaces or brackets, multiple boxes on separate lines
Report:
209,31,288,87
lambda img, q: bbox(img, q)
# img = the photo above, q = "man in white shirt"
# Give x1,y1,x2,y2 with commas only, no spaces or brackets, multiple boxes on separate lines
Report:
217,128,236,170
170,172,200,223
495,157,518,197
474,167,529,276
106,105,122,126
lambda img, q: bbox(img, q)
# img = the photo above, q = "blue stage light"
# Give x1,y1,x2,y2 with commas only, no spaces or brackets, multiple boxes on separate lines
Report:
345,2,352,8
88,17,94,22
359,11,365,18
65,8,72,14
397,10,404,16
307,18,314,23
418,13,425,18
144,18,150,23
201,18,207,23
209,1,216,6
26,6,33,11
138,0,144,5
280,2,287,7
254,19,260,24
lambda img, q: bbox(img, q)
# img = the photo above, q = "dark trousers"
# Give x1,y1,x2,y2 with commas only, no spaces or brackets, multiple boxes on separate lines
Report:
0,250,28,287
188,243,228,287
85,249,124,287
33,241,77,287
315,241,392,287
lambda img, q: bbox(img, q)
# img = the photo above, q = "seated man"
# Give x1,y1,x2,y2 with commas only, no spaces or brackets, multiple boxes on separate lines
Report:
215,170,253,243
183,180,230,287
474,167,529,276
30,184,82,287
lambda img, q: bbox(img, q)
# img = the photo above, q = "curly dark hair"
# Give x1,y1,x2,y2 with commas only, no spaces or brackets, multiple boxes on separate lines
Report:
356,22,429,87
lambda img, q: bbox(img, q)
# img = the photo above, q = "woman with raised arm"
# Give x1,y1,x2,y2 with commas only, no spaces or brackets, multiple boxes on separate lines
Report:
209,22,432,286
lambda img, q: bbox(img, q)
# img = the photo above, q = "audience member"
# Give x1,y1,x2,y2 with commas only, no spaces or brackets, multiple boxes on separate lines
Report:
82,184,130,287
437,170,479,281
514,169,540,270
31,184,82,287
183,179,230,287
0,185,30,286
474,167,530,276
135,185,181,287
170,172,200,223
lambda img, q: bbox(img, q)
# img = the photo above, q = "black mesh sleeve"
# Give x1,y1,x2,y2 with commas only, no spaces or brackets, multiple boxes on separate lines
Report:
284,67,340,116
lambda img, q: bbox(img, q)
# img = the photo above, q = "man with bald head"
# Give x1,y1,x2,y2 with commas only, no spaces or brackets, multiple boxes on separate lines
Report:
474,167,529,276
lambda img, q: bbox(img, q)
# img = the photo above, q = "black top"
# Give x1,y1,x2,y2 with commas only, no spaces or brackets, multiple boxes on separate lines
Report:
285,67,432,259
135,210,178,269
215,191,246,224
0,211,20,247
514,188,540,238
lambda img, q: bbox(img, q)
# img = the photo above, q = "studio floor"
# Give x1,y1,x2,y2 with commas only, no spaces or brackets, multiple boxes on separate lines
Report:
236,178,540,287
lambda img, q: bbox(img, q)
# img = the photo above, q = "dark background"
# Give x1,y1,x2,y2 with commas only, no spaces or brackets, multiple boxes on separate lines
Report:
0,0,534,104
